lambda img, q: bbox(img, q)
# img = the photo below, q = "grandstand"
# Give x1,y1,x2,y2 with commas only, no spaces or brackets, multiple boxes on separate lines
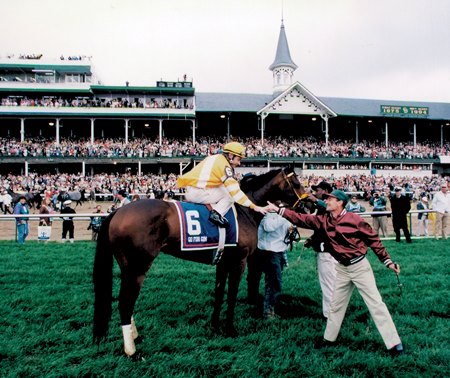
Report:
0,20,449,178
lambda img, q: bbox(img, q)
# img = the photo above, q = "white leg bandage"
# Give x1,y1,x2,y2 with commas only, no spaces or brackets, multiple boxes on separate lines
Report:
122,324,136,356
131,316,138,340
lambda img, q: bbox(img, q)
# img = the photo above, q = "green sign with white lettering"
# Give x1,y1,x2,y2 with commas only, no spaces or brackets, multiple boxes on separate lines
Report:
380,105,429,117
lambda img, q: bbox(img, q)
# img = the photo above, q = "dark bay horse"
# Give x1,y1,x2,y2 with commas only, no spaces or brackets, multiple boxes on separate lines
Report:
93,167,306,356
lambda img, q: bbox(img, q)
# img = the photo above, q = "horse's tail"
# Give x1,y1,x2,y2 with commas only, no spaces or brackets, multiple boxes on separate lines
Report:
93,211,116,344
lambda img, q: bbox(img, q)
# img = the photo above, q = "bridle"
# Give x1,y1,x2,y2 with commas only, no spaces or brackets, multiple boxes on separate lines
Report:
282,169,309,209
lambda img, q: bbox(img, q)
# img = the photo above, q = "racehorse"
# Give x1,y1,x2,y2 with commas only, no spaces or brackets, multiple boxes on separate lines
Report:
57,190,85,207
93,167,306,356
7,189,37,209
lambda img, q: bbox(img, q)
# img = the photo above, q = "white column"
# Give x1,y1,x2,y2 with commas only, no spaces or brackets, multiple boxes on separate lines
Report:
385,122,389,148
25,161,29,176
138,161,142,176
355,121,359,144
413,123,417,148
325,117,329,148
20,118,25,142
125,119,129,143
158,119,163,145
56,118,60,145
90,118,95,144
226,113,230,142
82,161,85,176
260,114,266,144
192,120,196,145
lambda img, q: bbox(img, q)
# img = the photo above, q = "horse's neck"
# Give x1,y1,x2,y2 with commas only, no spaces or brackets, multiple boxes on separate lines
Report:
245,187,271,207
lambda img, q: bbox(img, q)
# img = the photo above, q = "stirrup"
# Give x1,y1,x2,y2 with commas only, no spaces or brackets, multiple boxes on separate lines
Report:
209,210,229,228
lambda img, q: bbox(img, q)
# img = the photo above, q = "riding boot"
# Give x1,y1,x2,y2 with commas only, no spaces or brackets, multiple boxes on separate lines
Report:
209,209,230,228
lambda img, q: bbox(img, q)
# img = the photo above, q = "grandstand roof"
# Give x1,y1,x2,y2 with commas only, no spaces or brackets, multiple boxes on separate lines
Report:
196,92,450,120
0,62,92,74
196,92,272,112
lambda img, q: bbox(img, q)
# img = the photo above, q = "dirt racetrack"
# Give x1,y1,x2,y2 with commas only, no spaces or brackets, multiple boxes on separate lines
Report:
0,201,111,242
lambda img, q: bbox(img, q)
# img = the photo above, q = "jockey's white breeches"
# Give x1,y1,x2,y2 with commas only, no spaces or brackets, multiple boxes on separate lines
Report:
184,186,233,216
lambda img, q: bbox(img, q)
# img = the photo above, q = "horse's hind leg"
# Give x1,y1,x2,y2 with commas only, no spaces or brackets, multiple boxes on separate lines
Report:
225,257,246,337
211,262,228,331
119,272,145,356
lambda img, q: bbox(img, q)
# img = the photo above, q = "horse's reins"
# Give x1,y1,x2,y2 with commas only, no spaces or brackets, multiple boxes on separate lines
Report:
283,170,309,209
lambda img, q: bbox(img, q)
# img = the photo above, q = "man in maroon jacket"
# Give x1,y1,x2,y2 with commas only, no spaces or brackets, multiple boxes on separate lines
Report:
267,190,404,356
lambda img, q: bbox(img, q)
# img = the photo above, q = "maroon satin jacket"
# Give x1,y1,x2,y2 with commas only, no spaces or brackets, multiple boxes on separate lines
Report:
281,208,393,266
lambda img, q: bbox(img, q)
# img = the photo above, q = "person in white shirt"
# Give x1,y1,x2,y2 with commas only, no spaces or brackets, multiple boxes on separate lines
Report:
416,197,430,237
1,190,13,214
431,183,450,239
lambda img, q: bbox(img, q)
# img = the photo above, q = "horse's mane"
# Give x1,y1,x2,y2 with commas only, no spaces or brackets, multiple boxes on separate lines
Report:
240,169,282,193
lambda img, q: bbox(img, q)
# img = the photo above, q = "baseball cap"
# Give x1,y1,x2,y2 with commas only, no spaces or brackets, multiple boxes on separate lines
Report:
311,181,332,193
323,190,349,205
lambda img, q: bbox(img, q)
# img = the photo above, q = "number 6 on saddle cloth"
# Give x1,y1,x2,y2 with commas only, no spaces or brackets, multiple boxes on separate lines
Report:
174,201,238,265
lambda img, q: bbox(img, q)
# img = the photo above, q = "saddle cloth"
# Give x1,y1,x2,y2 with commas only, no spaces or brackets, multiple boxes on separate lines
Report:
174,201,238,251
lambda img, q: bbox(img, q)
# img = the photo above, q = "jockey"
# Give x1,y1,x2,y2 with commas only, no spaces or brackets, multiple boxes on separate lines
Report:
176,141,268,227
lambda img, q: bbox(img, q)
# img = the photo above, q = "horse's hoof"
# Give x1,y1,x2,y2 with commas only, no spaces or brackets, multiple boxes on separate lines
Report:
225,325,238,338
211,319,220,333
129,352,145,362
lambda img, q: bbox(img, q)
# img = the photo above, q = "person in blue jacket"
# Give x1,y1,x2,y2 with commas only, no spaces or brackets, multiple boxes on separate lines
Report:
258,203,293,319
13,195,29,244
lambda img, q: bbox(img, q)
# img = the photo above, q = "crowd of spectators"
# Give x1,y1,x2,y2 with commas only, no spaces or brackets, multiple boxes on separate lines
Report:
2,53,90,61
1,96,194,110
0,171,448,206
0,136,448,160
0,172,178,204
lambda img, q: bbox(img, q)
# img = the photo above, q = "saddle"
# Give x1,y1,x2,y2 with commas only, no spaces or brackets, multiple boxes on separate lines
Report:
173,201,238,265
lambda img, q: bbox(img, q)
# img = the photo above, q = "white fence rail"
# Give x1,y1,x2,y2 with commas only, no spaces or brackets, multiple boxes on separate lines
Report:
0,209,439,243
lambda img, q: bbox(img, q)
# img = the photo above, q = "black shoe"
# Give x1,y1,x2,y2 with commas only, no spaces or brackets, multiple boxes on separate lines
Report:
314,338,336,349
406,240,412,244
209,210,229,228
389,343,405,357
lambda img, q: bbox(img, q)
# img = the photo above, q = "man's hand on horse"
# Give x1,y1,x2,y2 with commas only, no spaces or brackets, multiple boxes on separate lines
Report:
265,202,280,213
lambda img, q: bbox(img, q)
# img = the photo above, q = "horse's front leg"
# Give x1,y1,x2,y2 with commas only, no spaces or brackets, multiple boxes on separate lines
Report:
119,272,145,356
224,256,247,337
211,261,228,331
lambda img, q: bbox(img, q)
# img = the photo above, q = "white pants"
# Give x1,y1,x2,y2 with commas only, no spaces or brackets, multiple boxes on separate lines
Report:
324,258,401,349
417,218,429,236
317,252,337,318
184,186,233,216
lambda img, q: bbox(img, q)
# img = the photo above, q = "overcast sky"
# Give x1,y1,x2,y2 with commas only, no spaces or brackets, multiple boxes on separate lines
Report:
2,0,450,102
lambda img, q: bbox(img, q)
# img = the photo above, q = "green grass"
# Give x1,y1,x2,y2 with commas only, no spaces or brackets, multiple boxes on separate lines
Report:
0,240,449,377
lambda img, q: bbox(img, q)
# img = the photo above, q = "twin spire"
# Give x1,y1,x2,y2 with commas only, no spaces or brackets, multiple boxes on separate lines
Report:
269,20,298,96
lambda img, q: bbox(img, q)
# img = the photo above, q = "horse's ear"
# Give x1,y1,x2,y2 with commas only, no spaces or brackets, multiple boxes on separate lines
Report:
285,164,295,175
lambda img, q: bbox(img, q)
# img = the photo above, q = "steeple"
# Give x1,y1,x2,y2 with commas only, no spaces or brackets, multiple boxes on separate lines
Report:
269,20,298,95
